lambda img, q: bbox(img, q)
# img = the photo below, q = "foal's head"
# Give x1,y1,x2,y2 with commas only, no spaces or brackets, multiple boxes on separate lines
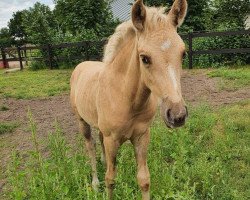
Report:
132,0,188,128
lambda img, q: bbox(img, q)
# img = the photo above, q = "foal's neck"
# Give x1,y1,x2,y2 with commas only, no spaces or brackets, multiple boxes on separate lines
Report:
110,36,151,111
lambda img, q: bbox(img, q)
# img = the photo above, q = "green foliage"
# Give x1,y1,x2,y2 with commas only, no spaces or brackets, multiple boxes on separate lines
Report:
0,69,72,99
20,3,58,67
0,122,19,135
208,0,250,30
192,35,250,67
8,11,27,46
4,0,250,68
145,0,209,32
22,2,56,45
54,0,117,38
5,102,250,199
0,28,13,48
29,61,47,71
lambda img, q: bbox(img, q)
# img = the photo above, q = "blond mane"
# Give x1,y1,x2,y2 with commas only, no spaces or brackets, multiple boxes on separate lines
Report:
103,6,168,64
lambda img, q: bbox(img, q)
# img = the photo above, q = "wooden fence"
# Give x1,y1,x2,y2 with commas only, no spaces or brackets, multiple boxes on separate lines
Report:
0,29,249,70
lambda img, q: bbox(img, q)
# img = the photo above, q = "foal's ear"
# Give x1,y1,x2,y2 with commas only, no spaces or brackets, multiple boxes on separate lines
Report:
168,0,187,27
132,0,146,31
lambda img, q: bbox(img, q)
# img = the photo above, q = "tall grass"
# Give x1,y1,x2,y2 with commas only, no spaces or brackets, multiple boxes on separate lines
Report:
5,102,250,199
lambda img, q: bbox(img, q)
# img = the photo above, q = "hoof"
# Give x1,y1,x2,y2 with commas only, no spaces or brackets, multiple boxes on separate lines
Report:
92,178,100,191
101,154,106,166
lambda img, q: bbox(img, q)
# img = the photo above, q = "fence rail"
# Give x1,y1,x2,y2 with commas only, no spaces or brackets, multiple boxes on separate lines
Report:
1,29,249,70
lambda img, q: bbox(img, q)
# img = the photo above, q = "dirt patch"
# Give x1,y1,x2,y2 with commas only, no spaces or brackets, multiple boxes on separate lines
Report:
0,95,78,163
0,70,249,194
181,70,250,106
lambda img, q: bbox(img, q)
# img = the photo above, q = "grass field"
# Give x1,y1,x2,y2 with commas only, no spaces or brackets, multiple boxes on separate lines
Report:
1,67,249,99
5,102,250,200
1,67,250,200
207,67,250,91
0,69,72,99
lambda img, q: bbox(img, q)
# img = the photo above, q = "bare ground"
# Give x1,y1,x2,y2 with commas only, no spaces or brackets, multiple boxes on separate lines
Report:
0,70,249,194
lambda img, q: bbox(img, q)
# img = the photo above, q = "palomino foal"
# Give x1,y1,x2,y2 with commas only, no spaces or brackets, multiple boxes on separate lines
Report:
70,0,188,199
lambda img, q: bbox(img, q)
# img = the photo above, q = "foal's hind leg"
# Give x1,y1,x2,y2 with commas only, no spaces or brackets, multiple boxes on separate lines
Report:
78,119,99,191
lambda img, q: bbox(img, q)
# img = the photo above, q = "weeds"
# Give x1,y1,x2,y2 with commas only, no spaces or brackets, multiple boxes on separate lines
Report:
5,102,250,199
0,105,9,111
0,122,19,135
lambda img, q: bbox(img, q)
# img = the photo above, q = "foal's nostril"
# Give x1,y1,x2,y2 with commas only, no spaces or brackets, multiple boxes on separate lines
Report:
166,109,171,121
174,116,185,124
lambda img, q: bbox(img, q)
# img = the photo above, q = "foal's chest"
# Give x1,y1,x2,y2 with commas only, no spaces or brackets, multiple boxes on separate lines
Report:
99,101,157,140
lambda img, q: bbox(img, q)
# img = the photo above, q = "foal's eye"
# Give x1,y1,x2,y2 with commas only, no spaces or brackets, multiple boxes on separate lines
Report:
140,55,151,65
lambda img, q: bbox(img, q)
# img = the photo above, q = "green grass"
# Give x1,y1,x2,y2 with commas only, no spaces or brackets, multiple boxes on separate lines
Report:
4,101,250,200
0,69,72,99
207,67,250,91
0,122,19,135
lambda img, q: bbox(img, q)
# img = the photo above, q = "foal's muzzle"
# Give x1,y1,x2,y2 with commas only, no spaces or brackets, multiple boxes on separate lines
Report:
161,102,188,128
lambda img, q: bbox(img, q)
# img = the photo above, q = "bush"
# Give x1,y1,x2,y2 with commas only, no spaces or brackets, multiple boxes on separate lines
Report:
191,34,250,68
29,61,47,71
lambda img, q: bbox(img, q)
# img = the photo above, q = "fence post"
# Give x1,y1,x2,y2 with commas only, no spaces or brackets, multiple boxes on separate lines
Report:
188,32,193,69
85,41,90,60
1,48,8,68
24,47,28,65
17,46,23,70
47,44,53,69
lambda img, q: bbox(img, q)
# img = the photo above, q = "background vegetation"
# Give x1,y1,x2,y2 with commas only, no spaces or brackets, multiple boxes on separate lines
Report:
0,0,249,68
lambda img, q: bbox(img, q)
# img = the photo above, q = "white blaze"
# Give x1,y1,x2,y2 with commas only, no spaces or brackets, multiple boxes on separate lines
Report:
168,66,181,103
161,39,172,51
168,66,178,90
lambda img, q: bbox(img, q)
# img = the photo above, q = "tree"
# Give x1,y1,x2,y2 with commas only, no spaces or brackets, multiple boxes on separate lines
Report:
0,28,13,47
21,2,58,68
145,0,209,32
8,11,27,46
54,0,117,39
22,2,56,45
209,0,250,30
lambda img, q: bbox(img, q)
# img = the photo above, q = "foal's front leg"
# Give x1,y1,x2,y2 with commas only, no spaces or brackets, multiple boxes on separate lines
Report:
132,129,150,200
103,136,120,199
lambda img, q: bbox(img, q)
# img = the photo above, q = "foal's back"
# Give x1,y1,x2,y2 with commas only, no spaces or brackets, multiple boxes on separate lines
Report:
70,61,104,127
